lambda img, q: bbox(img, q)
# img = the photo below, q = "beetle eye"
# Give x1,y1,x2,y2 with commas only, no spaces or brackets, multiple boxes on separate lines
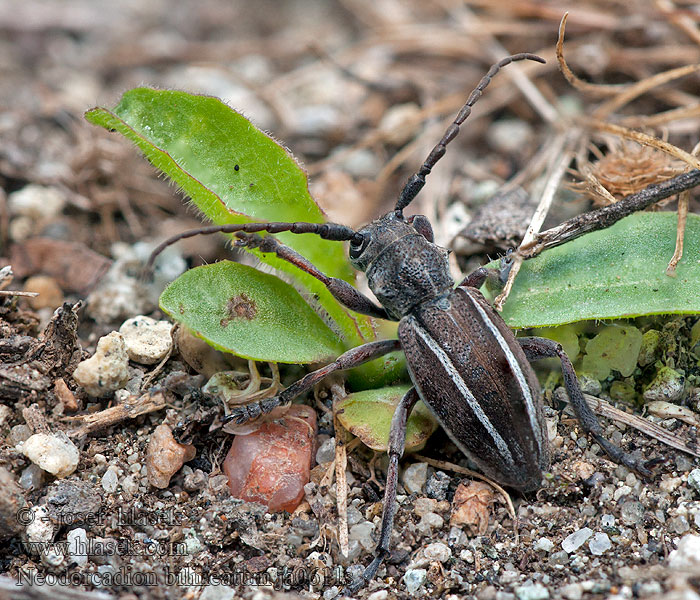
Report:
349,234,369,259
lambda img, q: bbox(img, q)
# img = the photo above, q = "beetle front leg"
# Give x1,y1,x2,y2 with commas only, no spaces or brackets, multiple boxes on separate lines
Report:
344,387,420,595
224,339,401,425
235,232,392,320
518,336,652,477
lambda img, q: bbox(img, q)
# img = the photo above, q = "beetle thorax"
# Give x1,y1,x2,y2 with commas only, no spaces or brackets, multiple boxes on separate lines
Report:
349,213,454,319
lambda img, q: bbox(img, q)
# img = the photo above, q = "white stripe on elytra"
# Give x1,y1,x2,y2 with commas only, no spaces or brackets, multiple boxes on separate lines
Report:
460,288,543,455
411,318,515,466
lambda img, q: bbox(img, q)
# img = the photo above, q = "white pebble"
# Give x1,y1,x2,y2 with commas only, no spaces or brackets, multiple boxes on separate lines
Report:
101,465,120,493
315,437,336,464
119,316,172,364
424,542,451,562
349,521,375,551
19,432,79,478
588,532,612,555
378,103,421,146
199,584,235,600
403,568,427,594
515,581,549,600
67,528,88,566
25,506,54,545
8,184,66,220
562,527,593,553
668,534,700,569
73,332,129,397
561,583,583,600
417,512,444,534
533,537,554,553
402,462,428,495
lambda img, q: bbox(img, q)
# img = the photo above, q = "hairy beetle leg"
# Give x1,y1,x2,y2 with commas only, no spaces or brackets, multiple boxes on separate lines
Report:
343,388,419,595
518,336,654,478
222,339,401,426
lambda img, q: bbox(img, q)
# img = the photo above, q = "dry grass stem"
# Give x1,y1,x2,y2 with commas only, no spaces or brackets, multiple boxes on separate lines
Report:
495,132,574,310
666,189,689,276
589,120,700,171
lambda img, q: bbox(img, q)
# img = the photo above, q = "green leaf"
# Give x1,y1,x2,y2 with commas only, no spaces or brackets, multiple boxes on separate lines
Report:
336,385,439,452
581,324,643,379
85,89,375,349
159,261,344,363
485,212,700,328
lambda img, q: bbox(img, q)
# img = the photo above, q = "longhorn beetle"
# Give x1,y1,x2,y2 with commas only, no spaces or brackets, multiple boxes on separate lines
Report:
149,53,653,593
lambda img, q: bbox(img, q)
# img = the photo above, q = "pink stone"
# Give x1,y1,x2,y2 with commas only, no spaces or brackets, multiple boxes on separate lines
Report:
223,404,317,512
146,424,196,489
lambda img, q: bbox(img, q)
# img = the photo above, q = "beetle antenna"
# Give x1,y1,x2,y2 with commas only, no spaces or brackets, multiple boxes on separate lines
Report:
145,221,356,273
394,53,545,215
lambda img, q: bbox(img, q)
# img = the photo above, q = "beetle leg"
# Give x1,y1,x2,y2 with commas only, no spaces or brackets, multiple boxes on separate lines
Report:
457,266,490,289
224,339,402,426
235,232,392,320
344,387,420,595
518,336,653,477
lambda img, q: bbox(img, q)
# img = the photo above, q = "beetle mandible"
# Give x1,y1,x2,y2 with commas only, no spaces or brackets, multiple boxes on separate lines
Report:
150,53,653,593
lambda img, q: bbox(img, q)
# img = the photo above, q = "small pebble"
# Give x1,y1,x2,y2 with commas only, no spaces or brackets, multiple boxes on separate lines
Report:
637,330,662,367
402,462,428,495
19,464,44,491
642,366,685,403
67,528,88,566
41,547,65,568
426,470,450,500
588,532,612,555
423,542,451,562
668,515,690,534
224,405,316,512
101,465,119,493
668,534,700,568
338,148,378,179
489,119,534,155
183,469,208,492
562,528,593,553
620,501,645,526
199,585,235,600
315,437,335,464
533,537,554,553
687,469,700,494
514,582,549,600
367,591,388,600
19,432,79,478
349,522,375,551
549,550,569,566
346,505,363,526
414,497,438,517
378,103,421,146
146,424,196,489
25,506,54,550
676,455,693,472
403,568,427,595
561,583,583,600
72,332,129,397
119,316,172,364
121,475,139,495
10,424,33,446
417,511,444,534
24,276,63,310
9,184,66,220
601,514,615,528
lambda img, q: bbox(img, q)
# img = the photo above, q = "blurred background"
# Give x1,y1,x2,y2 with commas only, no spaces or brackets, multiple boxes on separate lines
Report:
1,0,699,277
